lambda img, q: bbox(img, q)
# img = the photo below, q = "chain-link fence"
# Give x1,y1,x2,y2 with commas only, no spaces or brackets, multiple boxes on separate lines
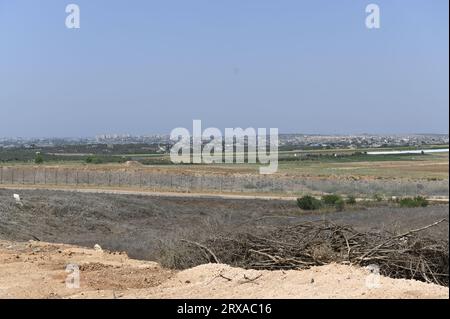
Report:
0,166,448,197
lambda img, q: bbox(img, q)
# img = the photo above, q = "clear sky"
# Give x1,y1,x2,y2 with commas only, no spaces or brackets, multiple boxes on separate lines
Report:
0,0,448,137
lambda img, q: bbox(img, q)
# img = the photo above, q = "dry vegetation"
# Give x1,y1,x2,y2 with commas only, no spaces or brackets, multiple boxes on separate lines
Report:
164,220,449,286
0,189,448,294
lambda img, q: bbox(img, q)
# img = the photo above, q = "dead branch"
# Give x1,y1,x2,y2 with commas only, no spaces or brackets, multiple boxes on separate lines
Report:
180,239,220,264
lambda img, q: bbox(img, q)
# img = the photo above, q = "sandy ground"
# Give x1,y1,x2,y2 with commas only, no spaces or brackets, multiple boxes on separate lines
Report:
0,240,447,299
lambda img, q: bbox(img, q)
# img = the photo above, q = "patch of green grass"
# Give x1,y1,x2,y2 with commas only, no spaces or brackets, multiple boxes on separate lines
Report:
321,194,343,205
280,153,434,164
398,196,429,208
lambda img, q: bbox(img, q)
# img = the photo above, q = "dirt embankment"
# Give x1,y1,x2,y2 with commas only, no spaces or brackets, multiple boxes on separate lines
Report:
0,240,447,299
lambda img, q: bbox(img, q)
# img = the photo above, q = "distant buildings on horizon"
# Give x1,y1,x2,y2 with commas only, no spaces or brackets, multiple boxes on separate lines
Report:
0,133,448,149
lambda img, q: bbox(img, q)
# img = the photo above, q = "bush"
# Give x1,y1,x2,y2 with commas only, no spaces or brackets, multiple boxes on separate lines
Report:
86,156,103,164
321,194,343,205
415,196,429,207
346,196,357,205
34,153,44,164
399,196,429,208
297,196,323,210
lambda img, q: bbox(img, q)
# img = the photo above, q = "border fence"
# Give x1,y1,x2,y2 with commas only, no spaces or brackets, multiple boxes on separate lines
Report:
0,166,448,197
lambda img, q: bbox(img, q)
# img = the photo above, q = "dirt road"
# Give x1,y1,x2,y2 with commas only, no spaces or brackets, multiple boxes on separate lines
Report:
1,184,448,202
0,184,299,201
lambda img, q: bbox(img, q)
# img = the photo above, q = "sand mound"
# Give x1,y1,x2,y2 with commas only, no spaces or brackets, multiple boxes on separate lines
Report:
136,263,448,299
0,240,447,299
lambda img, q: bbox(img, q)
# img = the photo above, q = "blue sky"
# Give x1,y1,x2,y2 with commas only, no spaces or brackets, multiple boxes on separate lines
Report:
0,0,448,137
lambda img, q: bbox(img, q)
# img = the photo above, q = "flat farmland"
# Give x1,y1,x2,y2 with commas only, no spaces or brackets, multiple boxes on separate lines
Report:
0,152,448,197
278,152,449,179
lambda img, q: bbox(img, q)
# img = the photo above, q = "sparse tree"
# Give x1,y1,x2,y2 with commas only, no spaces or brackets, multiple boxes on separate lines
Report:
34,152,44,164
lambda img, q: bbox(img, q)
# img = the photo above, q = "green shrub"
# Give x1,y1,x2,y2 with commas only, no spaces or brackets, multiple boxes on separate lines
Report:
399,196,429,208
297,196,323,210
415,196,429,207
86,156,103,164
335,198,345,211
321,194,343,205
346,196,357,205
399,198,417,207
34,153,44,164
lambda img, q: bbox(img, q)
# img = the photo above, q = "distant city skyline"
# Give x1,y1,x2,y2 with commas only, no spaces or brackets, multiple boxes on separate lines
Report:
1,0,448,137
0,131,449,140
1,132,448,141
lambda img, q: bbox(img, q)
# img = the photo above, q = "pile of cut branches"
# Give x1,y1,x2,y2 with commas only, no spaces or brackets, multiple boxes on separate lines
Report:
175,219,448,286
